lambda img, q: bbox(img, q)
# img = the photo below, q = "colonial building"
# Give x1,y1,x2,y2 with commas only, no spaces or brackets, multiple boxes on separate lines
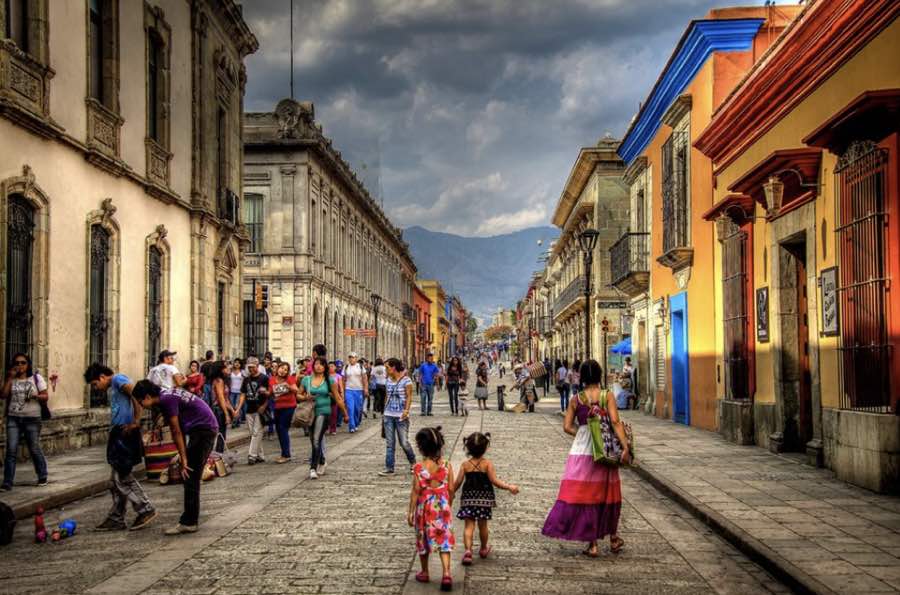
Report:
412,283,432,366
615,6,798,429
419,280,448,360
242,99,416,363
695,0,900,492
0,0,257,454
545,137,627,374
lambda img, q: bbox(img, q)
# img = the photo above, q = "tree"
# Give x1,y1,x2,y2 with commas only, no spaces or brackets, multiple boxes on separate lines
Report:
484,325,513,342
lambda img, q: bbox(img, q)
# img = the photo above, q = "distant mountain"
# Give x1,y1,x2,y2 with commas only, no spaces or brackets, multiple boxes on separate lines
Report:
403,225,559,325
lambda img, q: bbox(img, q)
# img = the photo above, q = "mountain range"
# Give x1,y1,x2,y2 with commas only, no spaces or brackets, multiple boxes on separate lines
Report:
403,225,559,326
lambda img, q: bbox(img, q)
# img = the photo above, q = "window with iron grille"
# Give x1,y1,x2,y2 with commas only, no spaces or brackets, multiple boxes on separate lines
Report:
89,224,110,407
243,193,264,253
147,245,162,369
662,132,689,253
836,141,892,412
242,300,268,357
722,222,749,400
5,195,34,362
216,282,225,355
654,325,666,391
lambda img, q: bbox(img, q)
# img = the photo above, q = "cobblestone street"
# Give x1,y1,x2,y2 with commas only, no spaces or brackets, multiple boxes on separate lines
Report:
0,375,790,594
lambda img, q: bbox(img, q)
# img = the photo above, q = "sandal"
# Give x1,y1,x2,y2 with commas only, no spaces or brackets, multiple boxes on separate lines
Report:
610,536,625,554
441,575,453,591
582,543,599,558
415,571,430,583
462,550,473,566
478,545,492,559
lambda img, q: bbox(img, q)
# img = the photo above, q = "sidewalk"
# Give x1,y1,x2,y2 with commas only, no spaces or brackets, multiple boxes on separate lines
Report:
623,411,900,594
1,426,251,520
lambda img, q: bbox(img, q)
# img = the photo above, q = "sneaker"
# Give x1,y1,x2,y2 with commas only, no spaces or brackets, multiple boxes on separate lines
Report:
275,456,291,464
316,463,327,476
0,484,11,492
36,478,48,487
378,469,395,476
164,523,198,536
130,510,158,531
309,469,319,480
247,457,257,466
94,518,127,532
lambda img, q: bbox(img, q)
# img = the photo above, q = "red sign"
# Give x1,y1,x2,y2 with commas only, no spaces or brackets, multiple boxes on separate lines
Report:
343,328,376,337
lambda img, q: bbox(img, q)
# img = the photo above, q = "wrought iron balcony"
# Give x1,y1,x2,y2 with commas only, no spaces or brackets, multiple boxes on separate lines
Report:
402,303,415,321
218,188,240,226
552,275,587,320
610,232,650,296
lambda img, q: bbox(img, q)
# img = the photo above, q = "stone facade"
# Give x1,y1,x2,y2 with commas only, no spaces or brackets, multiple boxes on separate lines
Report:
0,0,257,458
242,99,415,363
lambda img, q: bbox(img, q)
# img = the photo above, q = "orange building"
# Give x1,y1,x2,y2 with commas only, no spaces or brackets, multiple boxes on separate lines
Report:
615,6,798,430
412,283,432,366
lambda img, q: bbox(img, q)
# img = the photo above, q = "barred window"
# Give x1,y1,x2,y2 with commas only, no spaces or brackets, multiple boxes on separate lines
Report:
722,221,750,400
5,195,34,360
662,132,689,252
243,193,264,253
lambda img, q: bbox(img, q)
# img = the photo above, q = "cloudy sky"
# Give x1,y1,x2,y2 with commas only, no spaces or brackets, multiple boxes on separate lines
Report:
241,0,783,237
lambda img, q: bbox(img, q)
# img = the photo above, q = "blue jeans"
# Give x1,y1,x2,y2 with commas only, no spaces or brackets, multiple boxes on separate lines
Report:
229,392,242,426
346,389,364,431
383,416,416,472
420,384,434,415
4,417,47,487
274,407,295,458
558,383,570,412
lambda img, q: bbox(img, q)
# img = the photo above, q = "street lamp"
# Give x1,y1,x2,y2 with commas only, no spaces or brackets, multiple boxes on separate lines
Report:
370,293,382,359
578,228,600,363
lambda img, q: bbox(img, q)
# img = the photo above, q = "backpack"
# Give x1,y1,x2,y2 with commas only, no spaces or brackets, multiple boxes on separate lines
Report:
0,501,16,545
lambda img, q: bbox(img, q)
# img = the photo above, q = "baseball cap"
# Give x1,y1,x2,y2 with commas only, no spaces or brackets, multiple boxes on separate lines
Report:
158,350,177,363
348,351,359,359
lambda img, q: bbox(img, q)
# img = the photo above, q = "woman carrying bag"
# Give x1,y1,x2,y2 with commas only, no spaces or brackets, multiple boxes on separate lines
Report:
2,353,49,490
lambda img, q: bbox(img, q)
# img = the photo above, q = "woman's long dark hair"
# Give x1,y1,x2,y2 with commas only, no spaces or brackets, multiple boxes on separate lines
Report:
8,352,33,378
311,356,331,394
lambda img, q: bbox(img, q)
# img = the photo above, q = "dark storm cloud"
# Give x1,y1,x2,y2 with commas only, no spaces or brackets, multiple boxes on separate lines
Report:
240,0,763,236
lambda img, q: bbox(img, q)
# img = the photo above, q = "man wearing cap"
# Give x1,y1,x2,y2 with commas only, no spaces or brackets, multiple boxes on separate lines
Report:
343,352,368,433
147,350,185,390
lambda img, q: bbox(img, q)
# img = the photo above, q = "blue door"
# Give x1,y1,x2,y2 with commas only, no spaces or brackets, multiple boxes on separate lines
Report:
670,293,690,425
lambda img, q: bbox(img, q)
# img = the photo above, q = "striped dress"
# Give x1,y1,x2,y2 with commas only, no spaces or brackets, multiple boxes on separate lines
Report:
542,399,621,542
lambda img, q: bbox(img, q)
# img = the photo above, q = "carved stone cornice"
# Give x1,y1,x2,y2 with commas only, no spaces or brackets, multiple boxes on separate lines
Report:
0,39,57,138
622,156,648,187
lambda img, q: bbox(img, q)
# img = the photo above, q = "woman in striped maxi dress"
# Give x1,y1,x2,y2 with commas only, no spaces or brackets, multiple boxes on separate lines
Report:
542,359,631,557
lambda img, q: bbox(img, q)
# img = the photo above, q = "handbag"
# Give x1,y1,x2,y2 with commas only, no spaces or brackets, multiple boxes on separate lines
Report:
294,398,315,427
143,426,177,480
585,391,635,466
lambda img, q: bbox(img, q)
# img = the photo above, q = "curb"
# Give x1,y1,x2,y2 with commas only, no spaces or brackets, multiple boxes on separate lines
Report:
630,461,835,595
10,433,251,521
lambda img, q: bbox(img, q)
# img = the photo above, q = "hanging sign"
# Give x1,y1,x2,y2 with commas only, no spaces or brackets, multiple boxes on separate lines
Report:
820,267,838,337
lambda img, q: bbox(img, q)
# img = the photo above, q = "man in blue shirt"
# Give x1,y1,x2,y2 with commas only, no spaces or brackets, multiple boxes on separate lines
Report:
84,363,157,532
418,353,441,416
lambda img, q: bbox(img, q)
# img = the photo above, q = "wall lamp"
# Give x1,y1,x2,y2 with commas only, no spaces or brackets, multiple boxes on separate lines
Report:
762,168,822,218
714,204,765,242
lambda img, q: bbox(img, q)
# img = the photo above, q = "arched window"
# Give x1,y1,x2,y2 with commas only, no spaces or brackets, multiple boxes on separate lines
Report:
147,245,162,366
5,195,34,358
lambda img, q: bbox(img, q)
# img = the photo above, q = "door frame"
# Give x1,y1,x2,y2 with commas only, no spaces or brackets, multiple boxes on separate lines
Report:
669,292,690,425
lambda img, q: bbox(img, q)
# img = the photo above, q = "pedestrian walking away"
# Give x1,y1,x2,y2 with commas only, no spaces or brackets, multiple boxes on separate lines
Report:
269,362,298,463
474,361,489,410
133,381,219,535
445,356,462,416
451,432,519,566
556,359,570,413
409,426,455,591
240,357,269,464
84,364,157,531
542,359,631,557
343,352,368,433
370,358,388,418
379,358,417,476
299,356,347,479
418,353,440,416
2,353,49,491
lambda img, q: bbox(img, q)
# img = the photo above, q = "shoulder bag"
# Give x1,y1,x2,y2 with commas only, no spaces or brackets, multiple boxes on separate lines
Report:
586,390,635,466
294,377,315,428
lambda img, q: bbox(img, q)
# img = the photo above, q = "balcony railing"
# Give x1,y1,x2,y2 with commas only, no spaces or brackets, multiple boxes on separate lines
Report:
552,275,586,319
402,303,415,321
218,188,240,225
610,232,650,296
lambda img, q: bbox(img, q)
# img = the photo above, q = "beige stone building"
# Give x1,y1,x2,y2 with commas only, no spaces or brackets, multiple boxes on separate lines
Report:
545,137,628,372
0,0,257,452
242,99,416,362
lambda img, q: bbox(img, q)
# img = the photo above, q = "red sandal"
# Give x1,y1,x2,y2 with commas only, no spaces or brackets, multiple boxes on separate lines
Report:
479,546,492,559
462,550,473,566
415,571,430,583
441,575,453,591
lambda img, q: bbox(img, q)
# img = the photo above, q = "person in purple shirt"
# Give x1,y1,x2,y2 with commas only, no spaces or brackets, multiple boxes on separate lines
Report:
133,380,218,535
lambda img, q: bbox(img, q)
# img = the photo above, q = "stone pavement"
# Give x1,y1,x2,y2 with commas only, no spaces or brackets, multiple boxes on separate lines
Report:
1,425,250,520
0,369,790,594
623,411,900,594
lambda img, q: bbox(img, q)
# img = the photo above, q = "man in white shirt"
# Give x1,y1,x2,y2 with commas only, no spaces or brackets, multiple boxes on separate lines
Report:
343,352,368,433
147,350,184,390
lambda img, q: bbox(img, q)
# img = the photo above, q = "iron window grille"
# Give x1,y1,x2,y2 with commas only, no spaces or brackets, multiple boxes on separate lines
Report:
722,222,750,400
216,282,225,355
147,245,162,370
242,300,268,357
610,232,650,286
835,141,892,413
662,131,690,253
89,224,110,407
5,195,34,361
243,193,263,252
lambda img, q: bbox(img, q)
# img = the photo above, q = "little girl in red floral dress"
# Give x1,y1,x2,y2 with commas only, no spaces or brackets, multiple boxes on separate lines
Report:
408,426,456,591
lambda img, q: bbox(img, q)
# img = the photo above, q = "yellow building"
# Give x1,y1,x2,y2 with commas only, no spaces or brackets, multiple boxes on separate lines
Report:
418,280,449,361
615,7,797,430
695,0,900,492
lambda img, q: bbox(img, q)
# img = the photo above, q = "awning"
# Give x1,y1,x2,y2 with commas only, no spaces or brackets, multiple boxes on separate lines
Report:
610,336,632,355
